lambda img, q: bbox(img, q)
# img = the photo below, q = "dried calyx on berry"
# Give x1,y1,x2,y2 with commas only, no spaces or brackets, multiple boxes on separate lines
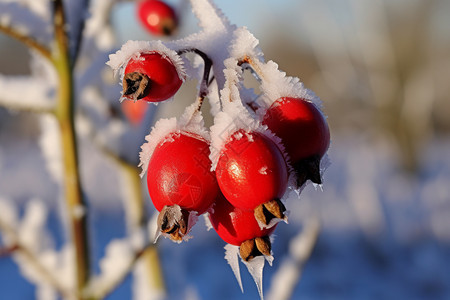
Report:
209,192,276,261
107,41,186,103
157,205,190,242
214,128,289,227
239,236,272,262
140,103,216,242
122,52,182,102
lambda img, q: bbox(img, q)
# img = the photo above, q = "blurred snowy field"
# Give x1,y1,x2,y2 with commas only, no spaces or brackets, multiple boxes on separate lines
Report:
1,111,449,299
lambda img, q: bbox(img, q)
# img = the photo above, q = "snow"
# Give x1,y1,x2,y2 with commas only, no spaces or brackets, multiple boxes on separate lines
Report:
86,238,135,298
84,0,115,51
38,115,62,184
139,102,209,177
0,51,56,111
0,1,52,46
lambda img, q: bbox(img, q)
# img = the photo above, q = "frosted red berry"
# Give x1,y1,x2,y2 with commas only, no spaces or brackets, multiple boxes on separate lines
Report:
122,52,182,103
137,0,178,36
215,130,288,212
263,97,330,186
147,131,218,241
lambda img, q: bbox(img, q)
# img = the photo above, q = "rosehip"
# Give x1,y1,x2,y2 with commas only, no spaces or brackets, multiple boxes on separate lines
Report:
137,0,178,36
215,130,288,226
147,131,218,241
121,100,148,126
122,52,182,103
263,97,330,187
209,193,275,261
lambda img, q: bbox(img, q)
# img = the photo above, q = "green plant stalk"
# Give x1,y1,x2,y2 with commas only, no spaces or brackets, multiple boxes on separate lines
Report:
53,0,90,296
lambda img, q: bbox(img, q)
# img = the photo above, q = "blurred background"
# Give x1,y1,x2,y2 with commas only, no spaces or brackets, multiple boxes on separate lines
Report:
1,0,450,299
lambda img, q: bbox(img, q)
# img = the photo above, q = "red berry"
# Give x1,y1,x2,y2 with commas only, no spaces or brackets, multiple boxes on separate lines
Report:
137,0,178,36
147,131,219,241
147,131,218,214
209,193,275,261
122,52,182,103
121,100,148,126
209,193,275,246
263,97,330,186
215,130,288,211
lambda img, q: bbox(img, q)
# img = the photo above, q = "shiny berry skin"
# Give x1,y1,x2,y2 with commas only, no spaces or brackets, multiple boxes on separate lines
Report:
147,131,218,214
215,130,288,211
137,0,178,36
209,193,276,246
263,97,330,186
121,100,148,126
122,52,182,102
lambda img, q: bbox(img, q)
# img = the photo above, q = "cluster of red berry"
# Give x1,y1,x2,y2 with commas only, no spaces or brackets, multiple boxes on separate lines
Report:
117,43,330,262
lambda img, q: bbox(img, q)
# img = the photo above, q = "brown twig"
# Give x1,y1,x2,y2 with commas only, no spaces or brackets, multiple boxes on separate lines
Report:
0,24,53,62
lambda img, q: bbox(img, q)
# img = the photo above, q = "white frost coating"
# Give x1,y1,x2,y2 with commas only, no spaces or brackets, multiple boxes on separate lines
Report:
106,40,186,82
72,205,86,219
255,63,323,111
190,0,230,33
139,102,209,176
0,0,51,21
208,100,261,170
86,238,135,298
224,244,243,293
202,213,213,231
228,27,263,61
84,0,115,50
38,115,63,183
0,51,56,111
18,200,52,253
243,256,266,300
0,198,18,237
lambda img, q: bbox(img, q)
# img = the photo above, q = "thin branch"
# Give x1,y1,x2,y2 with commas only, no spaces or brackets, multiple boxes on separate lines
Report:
87,242,159,300
0,100,55,114
267,217,321,300
0,219,76,299
0,24,53,62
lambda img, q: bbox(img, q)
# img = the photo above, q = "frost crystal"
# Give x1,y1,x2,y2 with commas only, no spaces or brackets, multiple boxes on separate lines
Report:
243,256,266,300
224,244,243,293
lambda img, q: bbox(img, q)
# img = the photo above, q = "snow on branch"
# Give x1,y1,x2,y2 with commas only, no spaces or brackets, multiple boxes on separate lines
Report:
0,51,56,112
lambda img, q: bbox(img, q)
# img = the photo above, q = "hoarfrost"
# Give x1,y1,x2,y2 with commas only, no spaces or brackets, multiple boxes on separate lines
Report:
224,244,243,293
84,0,115,50
243,256,266,300
38,115,63,184
139,102,209,176
106,40,186,84
86,238,135,298
0,51,56,111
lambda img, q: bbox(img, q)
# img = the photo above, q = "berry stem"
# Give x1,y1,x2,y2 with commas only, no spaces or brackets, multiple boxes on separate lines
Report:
177,48,213,111
238,55,265,82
